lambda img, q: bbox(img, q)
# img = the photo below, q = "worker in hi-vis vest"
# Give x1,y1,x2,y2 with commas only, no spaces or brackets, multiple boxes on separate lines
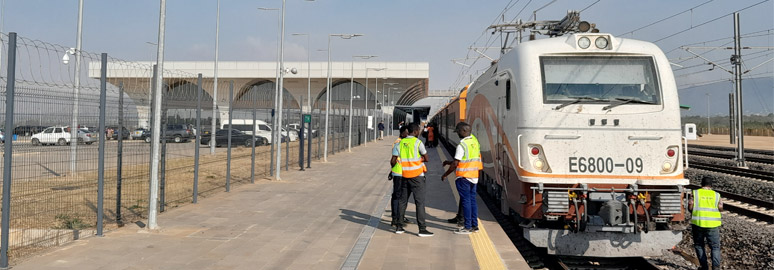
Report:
390,123,433,237
442,122,483,234
689,176,723,270
388,126,412,227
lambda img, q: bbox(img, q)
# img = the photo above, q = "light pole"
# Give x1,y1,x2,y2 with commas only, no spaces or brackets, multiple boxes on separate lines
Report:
706,93,711,135
149,0,168,231
291,33,311,113
258,7,280,177
383,82,397,137
323,34,363,162
69,0,84,174
363,67,385,146
349,55,377,151
211,0,221,155
145,42,157,129
391,89,403,136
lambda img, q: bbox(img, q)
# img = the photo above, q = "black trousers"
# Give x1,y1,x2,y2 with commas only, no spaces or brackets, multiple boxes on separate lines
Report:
398,176,427,230
390,176,403,225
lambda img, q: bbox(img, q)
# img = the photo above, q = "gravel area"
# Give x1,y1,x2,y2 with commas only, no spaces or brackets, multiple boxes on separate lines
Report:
648,169,774,269
684,169,774,203
650,215,774,269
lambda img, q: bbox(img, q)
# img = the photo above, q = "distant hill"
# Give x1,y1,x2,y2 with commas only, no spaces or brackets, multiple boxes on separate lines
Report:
678,77,773,117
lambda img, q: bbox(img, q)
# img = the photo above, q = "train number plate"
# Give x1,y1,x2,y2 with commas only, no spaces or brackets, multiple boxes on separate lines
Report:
568,157,643,173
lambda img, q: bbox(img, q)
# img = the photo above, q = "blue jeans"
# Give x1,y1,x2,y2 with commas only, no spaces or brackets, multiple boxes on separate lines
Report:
455,178,478,229
390,176,403,225
691,225,721,270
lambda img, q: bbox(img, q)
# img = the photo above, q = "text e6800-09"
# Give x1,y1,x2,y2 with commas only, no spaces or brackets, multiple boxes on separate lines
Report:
568,157,643,173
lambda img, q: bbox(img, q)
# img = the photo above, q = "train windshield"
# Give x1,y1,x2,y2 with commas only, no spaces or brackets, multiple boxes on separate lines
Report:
540,56,661,105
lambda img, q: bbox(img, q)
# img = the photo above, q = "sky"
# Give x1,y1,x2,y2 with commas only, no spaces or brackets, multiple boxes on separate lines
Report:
2,0,773,94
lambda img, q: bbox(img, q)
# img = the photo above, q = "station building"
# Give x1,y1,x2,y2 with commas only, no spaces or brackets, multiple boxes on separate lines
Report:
91,61,429,128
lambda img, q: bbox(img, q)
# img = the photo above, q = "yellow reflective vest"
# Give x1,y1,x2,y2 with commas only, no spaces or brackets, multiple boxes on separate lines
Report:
691,189,722,228
456,135,483,178
391,138,402,176
399,137,426,178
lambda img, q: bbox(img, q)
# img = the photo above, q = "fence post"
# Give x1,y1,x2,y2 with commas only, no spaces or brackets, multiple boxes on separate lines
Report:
96,53,108,236
193,74,202,203
0,32,18,269
226,81,233,192
316,109,320,160
159,85,167,213
116,81,124,225
307,108,311,168
331,108,336,155
149,64,157,181
285,106,289,171
270,107,275,176
251,86,257,184
299,96,305,171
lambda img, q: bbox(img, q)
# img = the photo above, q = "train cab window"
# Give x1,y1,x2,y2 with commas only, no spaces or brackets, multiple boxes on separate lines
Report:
540,56,661,106
506,79,511,110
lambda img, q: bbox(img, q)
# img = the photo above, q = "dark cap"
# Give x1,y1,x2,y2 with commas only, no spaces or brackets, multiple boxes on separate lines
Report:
700,176,713,187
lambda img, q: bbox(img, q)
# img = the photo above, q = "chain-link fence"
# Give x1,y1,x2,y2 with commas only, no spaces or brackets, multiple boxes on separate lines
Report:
0,32,383,265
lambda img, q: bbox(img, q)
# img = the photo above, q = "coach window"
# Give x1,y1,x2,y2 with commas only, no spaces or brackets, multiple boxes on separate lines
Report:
506,79,511,110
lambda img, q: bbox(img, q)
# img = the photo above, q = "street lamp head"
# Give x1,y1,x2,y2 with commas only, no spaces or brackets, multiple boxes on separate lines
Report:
257,7,279,11
331,34,364,39
353,55,378,59
291,33,308,36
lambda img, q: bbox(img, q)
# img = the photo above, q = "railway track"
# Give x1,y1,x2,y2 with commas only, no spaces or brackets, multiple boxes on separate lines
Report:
688,161,774,182
687,149,774,165
440,138,661,270
553,256,661,270
476,181,663,269
688,144,774,156
686,184,774,224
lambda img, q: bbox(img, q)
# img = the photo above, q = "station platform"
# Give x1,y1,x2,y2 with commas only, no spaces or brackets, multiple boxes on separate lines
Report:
12,137,529,270
688,134,774,151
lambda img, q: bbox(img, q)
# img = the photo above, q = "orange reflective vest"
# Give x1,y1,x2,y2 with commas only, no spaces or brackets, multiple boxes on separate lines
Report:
455,135,483,178
399,137,426,178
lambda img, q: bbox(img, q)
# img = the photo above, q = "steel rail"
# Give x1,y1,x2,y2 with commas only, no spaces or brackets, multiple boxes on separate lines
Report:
689,162,774,182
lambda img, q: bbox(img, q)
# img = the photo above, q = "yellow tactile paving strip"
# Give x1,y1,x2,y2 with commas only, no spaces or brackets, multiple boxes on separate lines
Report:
469,220,507,270
437,147,507,270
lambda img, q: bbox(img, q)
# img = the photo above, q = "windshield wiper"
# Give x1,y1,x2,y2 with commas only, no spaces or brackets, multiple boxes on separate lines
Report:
603,98,656,110
553,96,608,110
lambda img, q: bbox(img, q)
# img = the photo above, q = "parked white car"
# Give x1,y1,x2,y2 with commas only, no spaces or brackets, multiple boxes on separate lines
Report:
31,126,96,146
287,123,316,138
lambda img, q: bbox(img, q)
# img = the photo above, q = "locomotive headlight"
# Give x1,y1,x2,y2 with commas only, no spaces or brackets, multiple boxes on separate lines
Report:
595,36,609,49
662,162,672,171
534,159,545,170
578,37,591,49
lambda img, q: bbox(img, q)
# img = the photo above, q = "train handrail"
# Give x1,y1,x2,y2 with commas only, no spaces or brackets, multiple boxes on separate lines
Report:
516,134,523,169
682,136,689,169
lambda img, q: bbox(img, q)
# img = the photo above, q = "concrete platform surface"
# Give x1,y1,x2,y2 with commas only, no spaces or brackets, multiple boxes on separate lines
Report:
357,141,530,270
12,137,528,270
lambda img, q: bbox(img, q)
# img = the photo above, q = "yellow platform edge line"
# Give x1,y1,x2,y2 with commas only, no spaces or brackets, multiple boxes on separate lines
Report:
436,145,507,270
469,219,507,270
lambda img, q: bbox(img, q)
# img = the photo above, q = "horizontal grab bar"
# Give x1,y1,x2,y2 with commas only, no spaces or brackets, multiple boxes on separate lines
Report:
544,134,581,140
628,136,663,140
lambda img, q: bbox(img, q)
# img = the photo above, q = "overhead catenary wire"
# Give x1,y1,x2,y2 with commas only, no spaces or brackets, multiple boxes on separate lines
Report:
617,0,716,37
652,0,770,43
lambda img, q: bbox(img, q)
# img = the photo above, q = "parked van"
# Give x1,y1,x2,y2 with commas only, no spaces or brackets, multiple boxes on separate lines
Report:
221,119,280,144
